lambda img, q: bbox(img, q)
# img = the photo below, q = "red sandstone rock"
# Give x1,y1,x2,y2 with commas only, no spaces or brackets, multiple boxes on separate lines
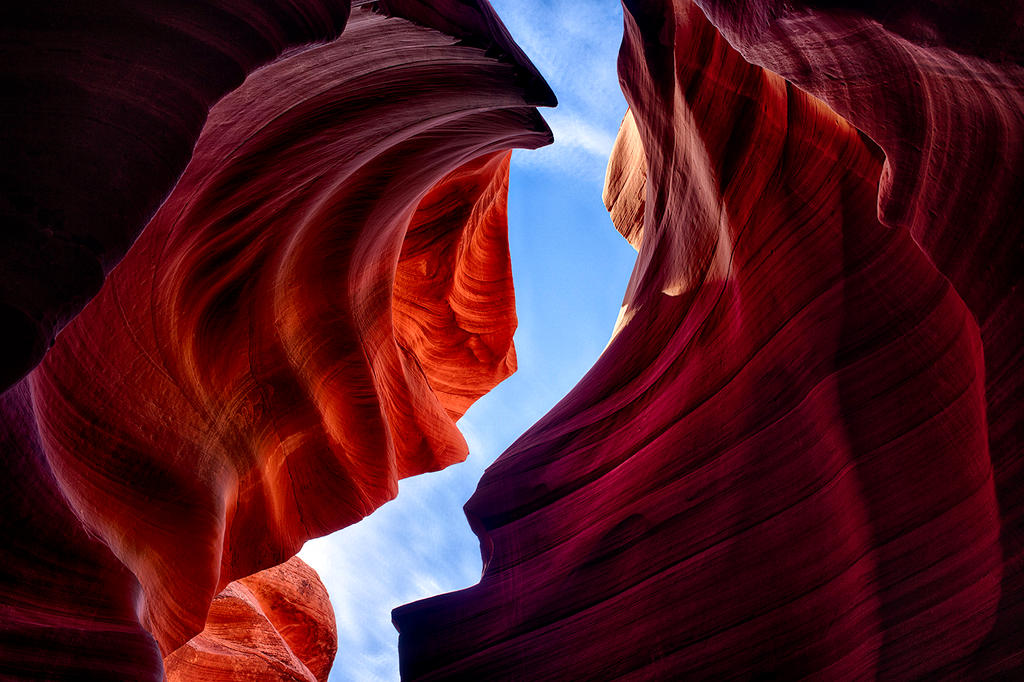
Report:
0,1,352,389
1,4,550,678
395,152,520,419
689,3,1024,671
378,0,555,106
395,2,1008,678
164,557,336,682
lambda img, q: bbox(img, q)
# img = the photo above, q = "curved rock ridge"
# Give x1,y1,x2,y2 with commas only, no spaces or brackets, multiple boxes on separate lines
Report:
395,151,520,419
376,0,556,107
2,4,551,676
164,557,336,682
0,0,352,389
395,1,1006,678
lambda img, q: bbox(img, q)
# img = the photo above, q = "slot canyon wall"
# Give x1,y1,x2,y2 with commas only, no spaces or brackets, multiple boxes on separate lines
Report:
1,2,552,678
394,0,1022,679
1,0,1020,679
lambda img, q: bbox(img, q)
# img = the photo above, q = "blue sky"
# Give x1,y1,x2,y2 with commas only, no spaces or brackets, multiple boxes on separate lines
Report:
299,3,635,679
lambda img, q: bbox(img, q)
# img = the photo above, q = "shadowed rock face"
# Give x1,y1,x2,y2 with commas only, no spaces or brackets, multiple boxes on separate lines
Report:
0,1,352,389
164,557,336,682
0,382,164,680
395,1,1016,678
1,3,551,678
690,2,1024,672
693,0,1023,440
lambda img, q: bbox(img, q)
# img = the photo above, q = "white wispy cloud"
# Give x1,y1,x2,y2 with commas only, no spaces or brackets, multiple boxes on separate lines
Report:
494,0,628,182
516,111,619,182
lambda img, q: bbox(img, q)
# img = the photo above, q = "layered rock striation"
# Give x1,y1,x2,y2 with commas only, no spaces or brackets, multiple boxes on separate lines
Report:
691,3,1024,671
164,557,336,682
6,0,1018,677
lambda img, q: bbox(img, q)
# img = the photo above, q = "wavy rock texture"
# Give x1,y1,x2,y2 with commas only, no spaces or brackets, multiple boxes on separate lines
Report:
164,557,336,682
33,4,547,653
0,0,352,389
395,1,1011,678
2,3,551,678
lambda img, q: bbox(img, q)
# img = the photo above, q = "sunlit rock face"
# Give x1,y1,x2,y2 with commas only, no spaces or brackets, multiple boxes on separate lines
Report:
395,0,1013,678
164,557,336,682
0,1,352,389
1,3,551,678
602,110,647,251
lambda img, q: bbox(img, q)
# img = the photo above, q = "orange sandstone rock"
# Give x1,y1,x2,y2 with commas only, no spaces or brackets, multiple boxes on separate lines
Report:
602,110,647,250
164,557,336,682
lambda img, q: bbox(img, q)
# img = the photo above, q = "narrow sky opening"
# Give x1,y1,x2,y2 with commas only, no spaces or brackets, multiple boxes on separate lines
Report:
300,3,637,679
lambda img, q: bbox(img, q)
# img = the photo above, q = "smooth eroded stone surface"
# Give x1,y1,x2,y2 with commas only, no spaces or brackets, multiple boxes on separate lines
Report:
0,0,352,388
394,1,1007,678
2,4,551,676
395,152,520,419
164,557,336,682
602,109,647,250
